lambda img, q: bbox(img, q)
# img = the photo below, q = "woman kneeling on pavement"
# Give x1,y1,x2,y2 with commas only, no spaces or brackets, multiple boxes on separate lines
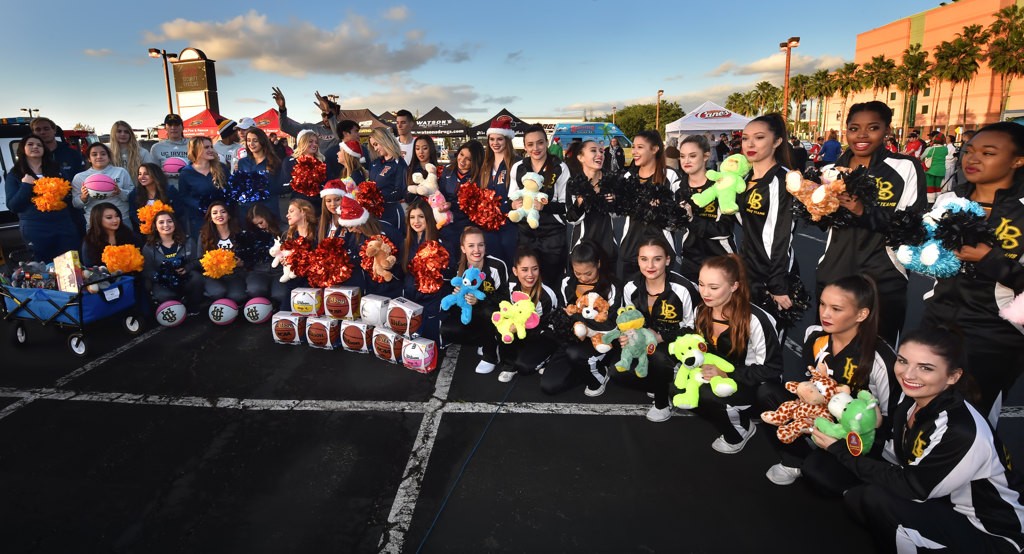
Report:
494,246,561,384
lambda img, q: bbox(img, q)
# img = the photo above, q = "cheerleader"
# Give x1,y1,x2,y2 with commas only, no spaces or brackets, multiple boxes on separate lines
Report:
367,128,409,234
334,194,403,298
614,235,698,422
197,200,247,306
677,135,735,283
80,202,136,267
687,254,782,453
541,241,620,397
810,327,1024,553
178,137,229,237
128,163,181,240
236,127,285,219
478,117,519,264
72,143,135,231
817,101,924,346
618,130,681,279
282,130,326,216
496,246,561,383
402,198,448,342
921,122,1024,426
759,274,897,486
317,181,346,241
439,226,509,374
246,203,281,236
566,140,618,271
509,124,570,287
337,139,368,183
405,135,439,201
438,141,483,265
142,210,202,315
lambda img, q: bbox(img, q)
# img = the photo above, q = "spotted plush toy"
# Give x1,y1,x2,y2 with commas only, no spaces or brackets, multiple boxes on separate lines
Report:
785,166,846,221
761,371,840,444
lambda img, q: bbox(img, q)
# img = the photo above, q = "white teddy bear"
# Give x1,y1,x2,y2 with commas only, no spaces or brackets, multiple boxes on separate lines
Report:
269,237,298,283
408,162,439,197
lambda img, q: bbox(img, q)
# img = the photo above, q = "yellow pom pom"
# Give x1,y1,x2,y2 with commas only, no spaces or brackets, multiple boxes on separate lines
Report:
101,244,144,274
200,248,238,278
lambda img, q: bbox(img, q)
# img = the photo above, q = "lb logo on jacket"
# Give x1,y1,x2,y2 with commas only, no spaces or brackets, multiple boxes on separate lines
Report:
995,217,1021,252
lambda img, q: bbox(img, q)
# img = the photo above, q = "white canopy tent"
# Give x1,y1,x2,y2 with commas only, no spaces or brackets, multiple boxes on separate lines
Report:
665,101,752,142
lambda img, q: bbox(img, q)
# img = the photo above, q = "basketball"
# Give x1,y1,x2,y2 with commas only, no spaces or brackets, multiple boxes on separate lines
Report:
307,322,328,347
155,300,186,327
387,306,408,334
84,173,117,199
325,292,350,319
373,334,393,359
273,319,296,342
342,325,366,350
243,297,273,324
209,298,239,325
162,157,187,174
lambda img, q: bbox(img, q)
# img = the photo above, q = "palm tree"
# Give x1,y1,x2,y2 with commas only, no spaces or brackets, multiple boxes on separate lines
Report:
896,44,932,134
789,73,810,135
987,4,1024,120
808,69,834,136
753,81,778,115
742,90,758,116
833,62,862,126
932,40,956,130
725,92,745,115
861,55,898,102
951,25,990,130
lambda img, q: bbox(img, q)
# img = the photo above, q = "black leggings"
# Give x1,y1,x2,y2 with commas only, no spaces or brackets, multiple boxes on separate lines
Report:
756,381,815,467
440,310,498,363
964,348,1024,427
687,381,759,444
541,341,604,395
608,342,677,408
499,333,558,375
149,270,204,311
203,274,247,305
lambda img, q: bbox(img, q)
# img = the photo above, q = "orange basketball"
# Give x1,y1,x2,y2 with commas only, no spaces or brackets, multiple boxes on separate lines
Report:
274,319,296,342
307,322,328,347
325,292,350,319
387,307,408,334
407,314,422,335
373,334,393,359
342,325,365,350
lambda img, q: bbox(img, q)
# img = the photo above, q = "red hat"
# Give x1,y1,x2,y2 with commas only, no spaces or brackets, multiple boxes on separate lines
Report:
335,193,368,227
320,179,346,198
340,140,365,163
486,115,515,140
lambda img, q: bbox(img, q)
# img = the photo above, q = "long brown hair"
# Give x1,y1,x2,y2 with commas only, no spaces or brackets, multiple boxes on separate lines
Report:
244,127,281,175
403,198,438,267
824,274,881,392
284,199,318,241
146,210,185,245
512,246,543,305
633,130,668,185
457,226,485,274
188,137,226,188
406,136,439,188
85,202,135,263
200,200,240,252
133,163,171,210
695,254,752,358
450,140,484,185
481,134,515,189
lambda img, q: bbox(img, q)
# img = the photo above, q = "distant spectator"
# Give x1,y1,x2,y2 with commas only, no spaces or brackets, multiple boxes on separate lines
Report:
820,130,843,165
395,109,416,165
548,136,564,160
922,133,948,203
903,132,924,158
809,136,824,167
885,135,899,153
715,132,731,164
789,137,808,170
604,137,626,173
664,137,681,170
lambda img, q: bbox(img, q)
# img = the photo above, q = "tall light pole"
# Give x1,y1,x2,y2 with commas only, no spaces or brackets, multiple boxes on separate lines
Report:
20,108,39,118
148,48,178,114
612,106,616,125
655,90,664,135
780,37,800,125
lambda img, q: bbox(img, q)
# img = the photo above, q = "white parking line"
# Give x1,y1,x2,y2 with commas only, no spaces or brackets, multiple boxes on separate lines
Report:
54,327,163,387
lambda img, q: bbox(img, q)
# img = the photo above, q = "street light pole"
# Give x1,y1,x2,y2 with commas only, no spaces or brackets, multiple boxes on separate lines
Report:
655,90,664,135
612,106,616,125
20,108,39,118
148,48,178,114
780,37,800,126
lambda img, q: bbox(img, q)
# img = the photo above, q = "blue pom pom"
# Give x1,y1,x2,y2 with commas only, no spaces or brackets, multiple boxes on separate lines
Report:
226,171,271,205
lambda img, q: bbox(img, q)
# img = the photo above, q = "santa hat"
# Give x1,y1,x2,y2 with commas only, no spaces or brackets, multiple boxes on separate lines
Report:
486,115,515,140
341,140,365,163
320,179,346,198
335,193,369,227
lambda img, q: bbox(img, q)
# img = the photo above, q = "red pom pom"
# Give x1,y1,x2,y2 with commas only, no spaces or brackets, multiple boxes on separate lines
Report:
305,237,353,287
281,236,315,277
355,181,385,218
358,234,398,283
408,240,450,294
290,156,327,197
457,182,505,232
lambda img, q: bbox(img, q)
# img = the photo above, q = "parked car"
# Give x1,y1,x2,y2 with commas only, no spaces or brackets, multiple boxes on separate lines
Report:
551,122,633,165
0,117,33,267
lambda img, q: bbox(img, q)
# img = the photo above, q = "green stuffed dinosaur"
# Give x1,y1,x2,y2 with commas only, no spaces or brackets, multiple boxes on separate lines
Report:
690,154,751,215
667,334,737,409
601,306,659,378
814,389,879,456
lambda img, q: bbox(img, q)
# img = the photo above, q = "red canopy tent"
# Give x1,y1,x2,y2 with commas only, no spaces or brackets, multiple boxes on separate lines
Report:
156,108,222,139
251,108,288,137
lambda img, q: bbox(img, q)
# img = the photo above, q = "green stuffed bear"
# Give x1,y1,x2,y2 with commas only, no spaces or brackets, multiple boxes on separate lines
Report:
690,154,751,215
601,306,659,378
667,334,737,409
814,389,879,456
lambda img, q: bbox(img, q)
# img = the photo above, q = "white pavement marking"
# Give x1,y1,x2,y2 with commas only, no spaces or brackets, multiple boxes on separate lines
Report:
54,327,163,387
0,397,37,422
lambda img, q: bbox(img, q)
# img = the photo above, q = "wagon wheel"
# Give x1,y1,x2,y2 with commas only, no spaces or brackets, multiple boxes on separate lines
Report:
67,333,88,357
11,322,27,347
124,314,142,335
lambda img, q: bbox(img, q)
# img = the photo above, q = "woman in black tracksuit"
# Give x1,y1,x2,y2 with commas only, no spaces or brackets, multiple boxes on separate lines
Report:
566,140,618,272
758,274,898,486
816,101,926,346
686,254,782,454
495,247,561,384
541,241,620,397
810,327,1024,554
614,235,698,422
676,134,736,282
920,122,1024,427
439,226,509,374
509,125,570,287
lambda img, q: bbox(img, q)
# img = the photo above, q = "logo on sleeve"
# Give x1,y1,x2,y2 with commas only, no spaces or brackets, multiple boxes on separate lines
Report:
843,358,857,382
911,430,927,459
995,218,1020,251
658,300,677,321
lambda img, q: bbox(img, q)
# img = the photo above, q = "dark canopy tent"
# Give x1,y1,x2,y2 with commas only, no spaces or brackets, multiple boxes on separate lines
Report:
413,107,471,138
470,109,531,139
337,109,390,137
377,111,398,126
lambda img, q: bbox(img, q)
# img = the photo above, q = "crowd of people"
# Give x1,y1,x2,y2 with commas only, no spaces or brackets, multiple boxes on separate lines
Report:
4,90,1024,552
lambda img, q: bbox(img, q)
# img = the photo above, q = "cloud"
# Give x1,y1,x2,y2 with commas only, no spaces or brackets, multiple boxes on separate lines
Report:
145,10,438,77
665,73,686,81
556,81,762,117
708,53,846,78
442,44,474,63
84,48,112,57
339,77,514,115
383,6,408,21
235,97,265,104
505,51,523,64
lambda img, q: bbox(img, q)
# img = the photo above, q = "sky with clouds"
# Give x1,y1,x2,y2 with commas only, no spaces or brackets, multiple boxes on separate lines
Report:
1,0,939,132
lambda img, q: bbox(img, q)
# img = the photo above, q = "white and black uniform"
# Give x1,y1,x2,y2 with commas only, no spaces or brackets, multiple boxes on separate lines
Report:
827,389,1024,553
617,168,681,279
734,164,797,317
510,157,570,287
566,173,619,269
497,281,560,375
677,179,736,282
439,256,509,364
541,274,620,395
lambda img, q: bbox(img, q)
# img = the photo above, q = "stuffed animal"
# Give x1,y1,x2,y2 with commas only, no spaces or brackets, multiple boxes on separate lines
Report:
600,306,659,378
364,237,397,282
491,291,540,344
785,167,847,221
428,190,452,229
1001,293,1024,325
508,171,549,229
691,154,751,215
269,237,298,283
668,334,737,409
440,267,488,325
408,162,440,197
761,372,841,444
564,291,613,353
815,389,879,455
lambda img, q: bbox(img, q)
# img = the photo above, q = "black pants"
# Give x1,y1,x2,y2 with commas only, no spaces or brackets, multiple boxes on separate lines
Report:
499,333,558,374
844,483,1019,553
963,349,1024,427
440,310,498,364
246,266,294,311
608,342,676,408
541,341,604,395
756,381,815,467
203,273,247,305
688,381,759,444
149,270,204,311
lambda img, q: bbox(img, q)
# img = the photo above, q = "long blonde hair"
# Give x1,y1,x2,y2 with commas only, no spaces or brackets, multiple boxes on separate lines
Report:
187,137,226,188
295,131,324,162
339,148,368,181
369,128,403,162
109,121,144,184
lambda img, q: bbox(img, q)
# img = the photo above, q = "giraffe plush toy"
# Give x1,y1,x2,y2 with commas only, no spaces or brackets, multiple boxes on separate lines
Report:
761,371,841,444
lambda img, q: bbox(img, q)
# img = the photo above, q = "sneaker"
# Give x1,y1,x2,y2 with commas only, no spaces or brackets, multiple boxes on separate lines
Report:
646,404,672,422
711,422,757,454
646,392,655,399
584,367,609,397
476,346,483,356
498,370,516,383
765,463,802,485
537,366,545,375
475,360,496,374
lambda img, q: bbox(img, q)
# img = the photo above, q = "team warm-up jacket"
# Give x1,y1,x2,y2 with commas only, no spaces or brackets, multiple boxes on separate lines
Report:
565,173,618,261
444,255,509,314
504,280,560,332
141,240,197,281
735,164,794,296
509,157,569,235
698,303,782,387
827,388,1024,551
678,179,736,276
802,326,898,419
621,271,698,343
924,182,1024,347
369,156,409,229
817,150,926,294
178,162,230,234
558,273,620,335
618,169,682,266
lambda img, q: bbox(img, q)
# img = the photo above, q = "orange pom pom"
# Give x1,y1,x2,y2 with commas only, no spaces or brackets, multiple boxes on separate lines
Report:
101,244,144,274
137,200,175,235
200,248,238,278
31,177,71,212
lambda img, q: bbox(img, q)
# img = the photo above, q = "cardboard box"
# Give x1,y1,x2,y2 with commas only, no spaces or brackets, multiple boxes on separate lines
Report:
371,327,405,364
305,316,341,350
323,286,361,320
402,337,438,374
53,250,84,293
290,287,324,316
340,319,374,353
384,297,424,337
360,294,390,328
272,311,307,345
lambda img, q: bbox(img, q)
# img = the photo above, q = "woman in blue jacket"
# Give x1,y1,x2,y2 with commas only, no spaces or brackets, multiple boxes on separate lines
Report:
367,128,409,235
236,127,285,220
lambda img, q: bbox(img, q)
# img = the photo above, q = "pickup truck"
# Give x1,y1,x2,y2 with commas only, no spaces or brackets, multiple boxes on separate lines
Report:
0,117,32,267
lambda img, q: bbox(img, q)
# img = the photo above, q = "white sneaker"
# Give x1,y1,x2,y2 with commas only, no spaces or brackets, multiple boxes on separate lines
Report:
646,392,655,398
711,422,757,454
584,369,609,397
498,370,516,383
476,346,483,356
646,405,672,422
765,463,802,485
475,360,496,374
537,366,545,375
